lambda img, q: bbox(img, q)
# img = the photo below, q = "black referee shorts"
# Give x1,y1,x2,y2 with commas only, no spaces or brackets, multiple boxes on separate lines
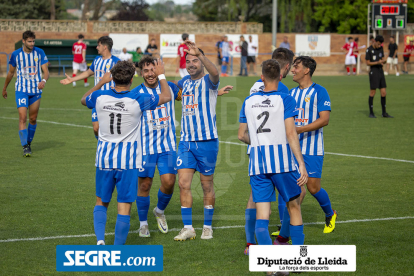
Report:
369,68,387,90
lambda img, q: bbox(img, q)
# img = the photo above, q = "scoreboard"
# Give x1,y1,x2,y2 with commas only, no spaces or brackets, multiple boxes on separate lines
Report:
372,3,407,30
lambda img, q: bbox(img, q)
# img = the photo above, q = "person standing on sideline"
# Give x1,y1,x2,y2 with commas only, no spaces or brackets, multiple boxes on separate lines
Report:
216,36,224,67
238,35,248,76
2,30,49,157
247,35,257,75
402,40,413,74
177,33,190,78
342,37,356,75
365,35,393,118
384,36,399,76
72,34,89,87
279,36,290,50
119,48,132,62
220,36,230,77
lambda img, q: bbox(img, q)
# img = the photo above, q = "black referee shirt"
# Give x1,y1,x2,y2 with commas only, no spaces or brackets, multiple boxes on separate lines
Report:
365,45,385,69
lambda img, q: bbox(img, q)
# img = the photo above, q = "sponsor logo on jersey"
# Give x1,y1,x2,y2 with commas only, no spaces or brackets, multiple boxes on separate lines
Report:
103,104,129,112
182,94,198,116
148,107,170,130
115,102,125,108
295,108,308,125
262,98,271,105
324,101,331,106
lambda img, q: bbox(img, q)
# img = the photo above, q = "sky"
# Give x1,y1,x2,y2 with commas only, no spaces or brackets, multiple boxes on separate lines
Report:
145,0,195,5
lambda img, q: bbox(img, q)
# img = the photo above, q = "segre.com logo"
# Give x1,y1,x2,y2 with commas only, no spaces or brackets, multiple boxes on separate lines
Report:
56,245,163,272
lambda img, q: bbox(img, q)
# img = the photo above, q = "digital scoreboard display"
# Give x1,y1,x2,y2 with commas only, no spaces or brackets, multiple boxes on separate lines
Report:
372,4,407,30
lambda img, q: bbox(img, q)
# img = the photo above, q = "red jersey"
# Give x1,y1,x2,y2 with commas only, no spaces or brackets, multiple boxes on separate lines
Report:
352,42,358,57
177,43,188,69
72,42,86,63
342,42,354,57
403,45,413,57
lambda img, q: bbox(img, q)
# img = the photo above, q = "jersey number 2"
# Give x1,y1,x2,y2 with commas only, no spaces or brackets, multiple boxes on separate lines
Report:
109,113,122,134
257,111,271,133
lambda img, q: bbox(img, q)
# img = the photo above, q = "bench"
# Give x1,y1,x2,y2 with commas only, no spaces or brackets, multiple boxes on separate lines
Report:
47,55,97,75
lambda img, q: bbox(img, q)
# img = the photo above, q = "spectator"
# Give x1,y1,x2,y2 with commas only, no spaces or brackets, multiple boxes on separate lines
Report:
177,33,190,78
130,47,144,77
216,36,224,67
279,36,290,50
145,39,158,57
247,35,257,75
238,35,248,76
402,40,413,74
119,47,132,62
385,36,399,76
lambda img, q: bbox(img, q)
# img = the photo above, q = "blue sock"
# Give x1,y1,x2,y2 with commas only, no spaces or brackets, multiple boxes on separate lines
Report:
245,209,256,244
95,135,98,140
255,219,272,245
114,214,130,245
278,194,286,224
290,224,305,245
157,189,173,211
181,207,192,226
27,123,37,144
19,129,28,146
204,206,214,226
136,196,150,222
221,65,225,74
223,65,227,73
312,188,334,217
279,207,291,239
93,205,107,242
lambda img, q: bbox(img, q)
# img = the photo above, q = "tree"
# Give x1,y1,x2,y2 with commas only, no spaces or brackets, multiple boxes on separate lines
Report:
50,0,56,20
111,0,150,21
0,0,67,20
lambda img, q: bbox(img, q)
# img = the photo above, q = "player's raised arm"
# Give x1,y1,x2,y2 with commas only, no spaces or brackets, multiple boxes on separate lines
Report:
184,41,219,84
81,72,112,105
2,65,16,99
61,69,93,85
153,58,172,106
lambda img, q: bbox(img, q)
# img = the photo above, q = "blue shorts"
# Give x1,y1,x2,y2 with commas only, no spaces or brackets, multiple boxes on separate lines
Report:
222,57,229,63
250,171,301,203
177,139,219,176
303,155,324,178
137,151,177,178
15,92,41,108
92,108,98,122
95,168,138,203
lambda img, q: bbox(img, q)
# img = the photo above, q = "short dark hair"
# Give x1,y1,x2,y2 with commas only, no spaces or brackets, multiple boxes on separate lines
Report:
370,35,374,40
110,61,135,86
390,35,395,39
375,35,384,43
97,36,113,51
182,33,189,41
136,47,141,51
348,37,353,40
151,38,156,41
271,48,294,70
23,30,35,40
355,37,359,42
137,55,156,70
262,59,281,81
185,48,205,59
78,34,84,39
293,56,317,77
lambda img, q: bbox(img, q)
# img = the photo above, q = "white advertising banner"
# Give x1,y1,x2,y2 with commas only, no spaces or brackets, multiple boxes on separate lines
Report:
160,34,195,57
225,34,258,57
109,34,149,56
295,34,331,57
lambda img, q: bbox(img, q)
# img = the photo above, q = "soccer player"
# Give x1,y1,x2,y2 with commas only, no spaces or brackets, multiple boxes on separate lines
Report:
282,56,337,238
238,59,307,250
385,36,399,76
365,35,393,118
61,36,120,138
220,36,230,77
173,41,222,241
72,34,89,87
80,60,172,245
402,40,413,74
177,33,190,78
215,36,224,67
244,48,295,255
342,37,356,75
2,30,49,157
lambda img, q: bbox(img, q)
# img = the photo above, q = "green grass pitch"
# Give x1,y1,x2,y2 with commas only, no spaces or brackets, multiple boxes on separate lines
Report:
0,74,413,275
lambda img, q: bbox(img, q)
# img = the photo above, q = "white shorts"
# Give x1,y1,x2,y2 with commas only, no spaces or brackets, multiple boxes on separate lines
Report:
179,68,189,78
73,62,87,72
386,57,398,65
345,55,356,65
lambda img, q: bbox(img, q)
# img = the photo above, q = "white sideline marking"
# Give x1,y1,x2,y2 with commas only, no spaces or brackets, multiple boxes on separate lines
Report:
0,106,88,112
1,116,413,164
0,216,413,243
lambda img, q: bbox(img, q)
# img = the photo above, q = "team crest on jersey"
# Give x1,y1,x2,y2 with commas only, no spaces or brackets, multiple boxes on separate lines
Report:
305,94,311,102
34,57,38,62
106,63,111,71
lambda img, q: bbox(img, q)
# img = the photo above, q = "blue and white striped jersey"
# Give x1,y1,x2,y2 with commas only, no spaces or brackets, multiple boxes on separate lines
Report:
250,79,289,95
131,81,181,155
289,83,331,156
9,47,48,94
177,75,219,141
220,42,230,57
89,55,120,90
86,89,159,169
239,90,298,176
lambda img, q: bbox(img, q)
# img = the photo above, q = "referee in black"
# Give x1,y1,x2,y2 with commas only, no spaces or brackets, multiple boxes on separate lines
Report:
365,35,393,118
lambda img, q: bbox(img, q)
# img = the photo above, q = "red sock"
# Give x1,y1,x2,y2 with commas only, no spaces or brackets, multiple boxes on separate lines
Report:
346,67,350,73
277,235,289,243
72,74,76,78
353,67,356,73
84,78,88,83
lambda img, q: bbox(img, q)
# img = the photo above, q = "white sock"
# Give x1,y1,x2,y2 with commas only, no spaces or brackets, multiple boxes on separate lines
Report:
140,221,148,227
97,240,105,245
184,225,193,229
203,225,212,229
155,206,164,214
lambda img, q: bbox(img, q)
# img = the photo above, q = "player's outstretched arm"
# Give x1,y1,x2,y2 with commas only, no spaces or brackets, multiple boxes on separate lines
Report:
80,72,112,106
60,69,93,85
184,41,219,84
2,65,16,99
218,85,234,96
285,117,308,186
296,110,330,134
153,58,172,106
238,123,250,145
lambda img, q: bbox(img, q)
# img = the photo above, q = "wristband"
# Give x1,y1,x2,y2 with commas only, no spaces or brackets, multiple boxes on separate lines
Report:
42,79,47,83
158,74,166,80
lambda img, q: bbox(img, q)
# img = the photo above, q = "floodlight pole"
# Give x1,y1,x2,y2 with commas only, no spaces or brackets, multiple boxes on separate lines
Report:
272,0,278,48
